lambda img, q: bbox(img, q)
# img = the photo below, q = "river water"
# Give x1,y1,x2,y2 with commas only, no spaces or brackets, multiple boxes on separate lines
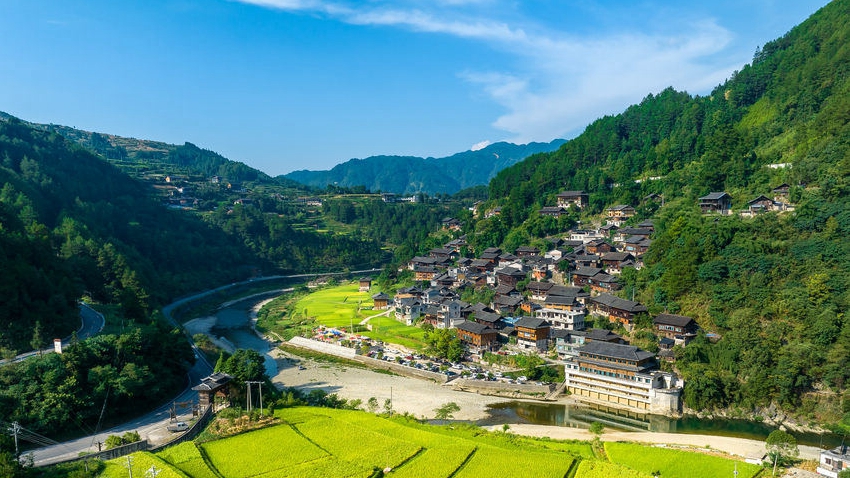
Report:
478,401,843,449
212,296,281,378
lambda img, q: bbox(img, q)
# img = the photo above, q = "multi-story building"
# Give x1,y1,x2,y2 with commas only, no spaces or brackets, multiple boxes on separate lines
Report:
817,444,849,478
535,295,585,330
514,317,550,352
564,341,682,415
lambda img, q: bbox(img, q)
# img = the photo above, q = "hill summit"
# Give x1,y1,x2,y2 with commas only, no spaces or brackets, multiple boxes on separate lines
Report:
283,140,565,195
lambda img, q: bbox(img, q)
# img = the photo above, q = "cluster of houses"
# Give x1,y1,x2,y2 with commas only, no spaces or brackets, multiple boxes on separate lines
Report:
698,185,795,216
483,186,796,221
365,214,705,415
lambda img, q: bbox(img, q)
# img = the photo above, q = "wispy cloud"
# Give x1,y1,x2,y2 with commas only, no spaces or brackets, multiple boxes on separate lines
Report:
236,0,739,142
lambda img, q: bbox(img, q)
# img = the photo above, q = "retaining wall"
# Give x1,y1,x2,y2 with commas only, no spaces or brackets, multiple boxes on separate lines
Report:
286,337,448,383
450,378,554,399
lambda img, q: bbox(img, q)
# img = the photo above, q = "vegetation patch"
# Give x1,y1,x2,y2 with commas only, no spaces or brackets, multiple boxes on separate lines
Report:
157,442,219,478
604,442,762,478
200,423,329,477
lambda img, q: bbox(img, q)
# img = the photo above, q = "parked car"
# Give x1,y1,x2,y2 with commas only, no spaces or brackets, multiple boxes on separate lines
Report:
167,422,189,432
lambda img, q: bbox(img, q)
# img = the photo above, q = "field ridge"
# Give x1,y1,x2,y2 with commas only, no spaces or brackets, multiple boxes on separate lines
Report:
447,446,479,478
287,422,333,455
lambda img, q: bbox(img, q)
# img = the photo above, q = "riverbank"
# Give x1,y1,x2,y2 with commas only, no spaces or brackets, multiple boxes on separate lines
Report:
487,424,823,462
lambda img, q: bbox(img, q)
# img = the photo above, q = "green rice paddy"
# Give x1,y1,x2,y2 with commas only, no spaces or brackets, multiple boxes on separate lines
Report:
98,407,764,478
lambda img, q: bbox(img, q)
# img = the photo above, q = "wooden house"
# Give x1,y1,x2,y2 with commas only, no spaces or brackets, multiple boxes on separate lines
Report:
371,292,390,310
653,313,698,344
589,294,648,329
456,320,498,349
514,317,550,352
557,191,589,209
698,192,732,214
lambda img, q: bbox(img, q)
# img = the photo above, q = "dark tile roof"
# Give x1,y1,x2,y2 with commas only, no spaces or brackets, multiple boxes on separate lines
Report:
572,267,603,277
699,191,731,201
527,281,554,292
653,313,696,327
579,341,655,362
192,372,232,392
473,310,502,324
456,320,496,335
591,293,647,313
548,285,585,297
584,328,622,342
514,317,549,329
544,295,577,306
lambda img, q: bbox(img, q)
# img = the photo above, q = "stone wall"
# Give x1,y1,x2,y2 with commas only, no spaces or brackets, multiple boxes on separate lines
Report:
286,337,448,383
450,378,553,399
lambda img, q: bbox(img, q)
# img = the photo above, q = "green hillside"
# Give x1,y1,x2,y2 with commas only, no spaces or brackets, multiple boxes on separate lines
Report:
284,140,566,195
468,0,849,417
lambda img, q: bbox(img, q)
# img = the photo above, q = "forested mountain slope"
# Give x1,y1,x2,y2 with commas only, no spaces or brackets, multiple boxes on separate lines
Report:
472,0,849,416
0,117,261,350
0,116,394,351
284,140,565,195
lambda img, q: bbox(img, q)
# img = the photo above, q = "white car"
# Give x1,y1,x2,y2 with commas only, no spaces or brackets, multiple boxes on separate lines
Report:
166,422,189,432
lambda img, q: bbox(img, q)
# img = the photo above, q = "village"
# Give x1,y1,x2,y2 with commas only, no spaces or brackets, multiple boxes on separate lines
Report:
329,187,799,418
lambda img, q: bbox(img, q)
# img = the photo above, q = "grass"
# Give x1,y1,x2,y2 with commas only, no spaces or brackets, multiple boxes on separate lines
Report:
96,406,765,478
359,315,428,350
157,442,219,478
99,452,185,478
201,423,329,477
263,282,430,350
604,442,763,478
294,283,374,329
455,446,575,478
574,460,651,477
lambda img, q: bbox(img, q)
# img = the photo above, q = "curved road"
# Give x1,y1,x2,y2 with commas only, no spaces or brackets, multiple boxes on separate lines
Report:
29,269,380,466
2,303,105,365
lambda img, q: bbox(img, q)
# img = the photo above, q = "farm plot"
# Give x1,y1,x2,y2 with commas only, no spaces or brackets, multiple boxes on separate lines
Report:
361,315,428,350
454,445,575,478
100,452,185,478
201,423,327,477
157,441,218,478
293,414,422,470
388,446,476,478
604,442,762,478
574,460,650,478
295,283,373,329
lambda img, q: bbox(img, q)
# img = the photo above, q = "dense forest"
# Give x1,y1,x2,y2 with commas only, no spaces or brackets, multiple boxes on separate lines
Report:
471,0,849,418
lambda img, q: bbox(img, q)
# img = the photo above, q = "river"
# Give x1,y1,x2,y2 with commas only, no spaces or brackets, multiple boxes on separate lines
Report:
478,400,843,449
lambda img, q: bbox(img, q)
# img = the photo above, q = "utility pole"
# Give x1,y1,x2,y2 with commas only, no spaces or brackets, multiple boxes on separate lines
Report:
246,381,251,413
246,381,264,416
9,422,20,458
125,455,133,478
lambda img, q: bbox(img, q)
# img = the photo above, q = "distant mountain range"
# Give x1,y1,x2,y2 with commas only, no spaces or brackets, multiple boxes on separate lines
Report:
282,140,566,195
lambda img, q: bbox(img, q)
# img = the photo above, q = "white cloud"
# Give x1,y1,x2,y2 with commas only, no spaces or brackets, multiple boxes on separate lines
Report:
235,0,743,143
470,140,491,151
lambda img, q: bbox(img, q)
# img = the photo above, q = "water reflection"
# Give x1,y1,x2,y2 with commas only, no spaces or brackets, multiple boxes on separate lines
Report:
479,401,842,448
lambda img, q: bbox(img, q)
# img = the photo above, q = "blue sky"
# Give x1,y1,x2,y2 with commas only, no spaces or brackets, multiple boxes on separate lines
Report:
0,1,828,176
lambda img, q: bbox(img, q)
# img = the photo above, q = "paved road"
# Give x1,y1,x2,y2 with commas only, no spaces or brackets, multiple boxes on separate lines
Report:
29,269,381,466
1,303,105,365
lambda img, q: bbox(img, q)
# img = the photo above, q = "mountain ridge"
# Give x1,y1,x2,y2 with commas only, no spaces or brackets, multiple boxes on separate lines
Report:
283,139,566,195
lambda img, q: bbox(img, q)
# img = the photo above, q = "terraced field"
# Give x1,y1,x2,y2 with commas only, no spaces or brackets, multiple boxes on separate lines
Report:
99,407,765,477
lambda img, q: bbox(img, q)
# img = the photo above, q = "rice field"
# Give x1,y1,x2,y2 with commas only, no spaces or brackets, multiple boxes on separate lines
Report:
294,283,374,329
604,442,763,478
292,283,428,350
96,407,765,478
